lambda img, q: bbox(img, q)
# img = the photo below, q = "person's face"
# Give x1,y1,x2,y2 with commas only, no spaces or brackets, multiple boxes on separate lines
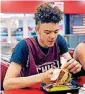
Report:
36,23,59,47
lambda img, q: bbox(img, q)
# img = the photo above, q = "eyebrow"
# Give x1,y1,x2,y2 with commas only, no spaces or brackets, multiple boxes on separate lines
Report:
44,29,59,32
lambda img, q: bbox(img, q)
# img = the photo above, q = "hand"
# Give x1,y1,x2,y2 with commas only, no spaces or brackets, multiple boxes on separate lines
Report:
61,59,82,74
41,69,54,83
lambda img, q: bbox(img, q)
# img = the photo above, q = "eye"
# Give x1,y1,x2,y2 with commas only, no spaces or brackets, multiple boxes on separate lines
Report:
44,30,51,34
45,32,51,34
54,30,58,34
54,31,58,34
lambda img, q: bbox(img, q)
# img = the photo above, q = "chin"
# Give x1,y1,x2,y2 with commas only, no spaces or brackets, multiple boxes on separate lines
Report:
47,44,54,47
44,42,55,47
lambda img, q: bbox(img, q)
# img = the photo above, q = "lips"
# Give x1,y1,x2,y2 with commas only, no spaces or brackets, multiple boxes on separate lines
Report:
49,41,54,42
48,40,55,43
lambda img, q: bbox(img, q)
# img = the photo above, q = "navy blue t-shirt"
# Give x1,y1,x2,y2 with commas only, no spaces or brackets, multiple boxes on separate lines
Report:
10,35,68,64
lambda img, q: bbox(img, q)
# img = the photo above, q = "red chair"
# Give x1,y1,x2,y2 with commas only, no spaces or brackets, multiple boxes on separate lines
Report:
1,60,9,90
68,48,74,57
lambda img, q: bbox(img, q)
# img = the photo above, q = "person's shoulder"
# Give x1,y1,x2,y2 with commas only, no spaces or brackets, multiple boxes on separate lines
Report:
57,34,65,41
57,34,63,39
16,39,28,49
57,34,66,44
76,42,85,54
18,39,27,45
10,39,29,64
77,42,85,48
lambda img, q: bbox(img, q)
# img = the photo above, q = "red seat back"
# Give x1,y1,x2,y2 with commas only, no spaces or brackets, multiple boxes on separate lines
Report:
76,76,85,86
1,60,9,90
69,48,74,57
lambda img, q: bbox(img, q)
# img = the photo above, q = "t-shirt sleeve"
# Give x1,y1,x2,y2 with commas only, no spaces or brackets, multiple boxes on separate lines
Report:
57,34,68,55
10,40,29,65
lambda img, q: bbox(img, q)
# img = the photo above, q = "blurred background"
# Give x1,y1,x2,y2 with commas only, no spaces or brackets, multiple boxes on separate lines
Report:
0,1,85,62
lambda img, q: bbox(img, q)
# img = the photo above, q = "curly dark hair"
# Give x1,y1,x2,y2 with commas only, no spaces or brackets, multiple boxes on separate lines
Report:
35,3,63,25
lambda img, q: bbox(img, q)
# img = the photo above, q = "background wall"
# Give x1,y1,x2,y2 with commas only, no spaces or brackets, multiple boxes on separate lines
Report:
1,1,85,14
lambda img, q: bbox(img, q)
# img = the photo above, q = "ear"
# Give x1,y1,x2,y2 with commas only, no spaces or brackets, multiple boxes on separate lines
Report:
35,26,40,34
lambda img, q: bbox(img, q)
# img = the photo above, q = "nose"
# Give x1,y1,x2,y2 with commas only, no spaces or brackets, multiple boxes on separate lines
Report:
50,32,55,39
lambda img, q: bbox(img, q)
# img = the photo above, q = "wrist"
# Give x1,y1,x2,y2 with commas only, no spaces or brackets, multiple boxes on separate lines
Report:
37,73,45,83
40,73,45,83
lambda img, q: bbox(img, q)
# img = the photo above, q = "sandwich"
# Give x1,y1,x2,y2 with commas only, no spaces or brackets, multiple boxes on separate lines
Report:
43,69,71,91
50,68,72,86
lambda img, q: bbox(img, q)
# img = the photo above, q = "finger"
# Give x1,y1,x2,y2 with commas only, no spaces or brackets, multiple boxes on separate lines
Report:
67,62,76,70
61,61,71,69
62,59,74,69
70,63,81,73
74,63,82,73
66,59,78,70
70,64,79,73
73,67,81,74
67,59,75,64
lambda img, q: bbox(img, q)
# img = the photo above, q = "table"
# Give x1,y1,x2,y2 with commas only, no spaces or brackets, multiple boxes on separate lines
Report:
4,84,44,94
3,83,79,94
4,76,85,94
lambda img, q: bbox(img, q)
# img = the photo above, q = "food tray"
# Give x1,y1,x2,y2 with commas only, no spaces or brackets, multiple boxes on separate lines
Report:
41,80,80,94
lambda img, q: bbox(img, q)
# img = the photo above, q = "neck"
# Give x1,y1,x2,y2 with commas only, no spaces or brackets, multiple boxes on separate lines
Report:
37,37,48,48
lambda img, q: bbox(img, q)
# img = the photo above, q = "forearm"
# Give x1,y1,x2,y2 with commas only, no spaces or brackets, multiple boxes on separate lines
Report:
78,55,85,70
3,73,44,90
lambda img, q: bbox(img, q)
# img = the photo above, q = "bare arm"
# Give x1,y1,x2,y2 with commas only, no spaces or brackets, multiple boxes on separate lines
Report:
73,43,85,70
3,62,53,90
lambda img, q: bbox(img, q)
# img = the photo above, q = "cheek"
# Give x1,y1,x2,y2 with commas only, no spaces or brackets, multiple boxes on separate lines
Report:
42,35,48,43
41,33,47,38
